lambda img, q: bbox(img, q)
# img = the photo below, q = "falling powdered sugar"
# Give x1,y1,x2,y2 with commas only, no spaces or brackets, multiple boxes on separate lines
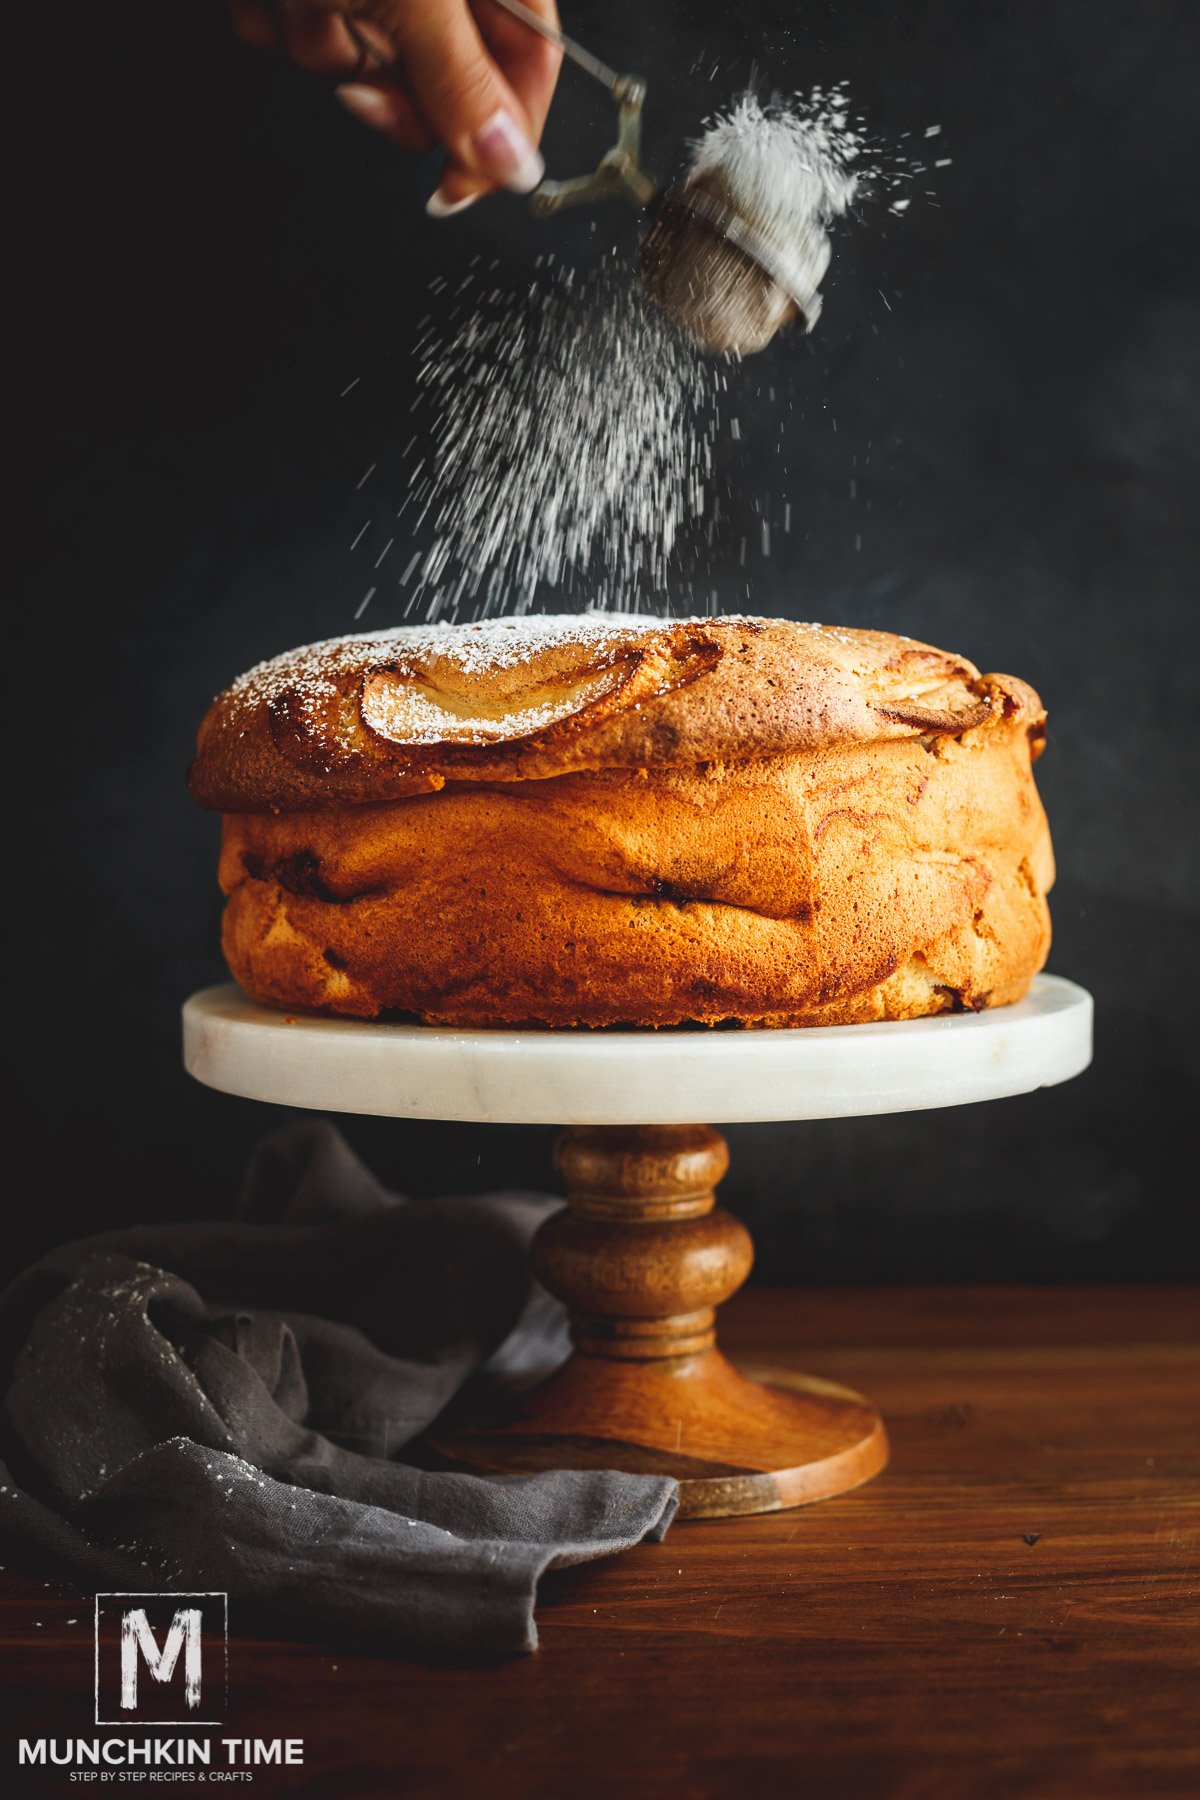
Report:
348,86,932,626
400,257,720,621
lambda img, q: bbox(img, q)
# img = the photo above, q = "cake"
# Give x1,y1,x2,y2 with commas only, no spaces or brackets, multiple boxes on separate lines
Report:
190,614,1053,1028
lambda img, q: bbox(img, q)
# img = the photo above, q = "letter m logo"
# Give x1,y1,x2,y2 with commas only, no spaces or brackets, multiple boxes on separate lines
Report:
95,1593,228,1725
121,1607,202,1710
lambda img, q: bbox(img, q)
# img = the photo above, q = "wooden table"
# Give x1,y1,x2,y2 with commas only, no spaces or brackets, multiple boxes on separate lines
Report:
3,1287,1196,1799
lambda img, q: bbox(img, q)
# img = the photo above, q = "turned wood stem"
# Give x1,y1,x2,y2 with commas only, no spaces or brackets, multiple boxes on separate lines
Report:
428,1121,888,1515
533,1125,753,1361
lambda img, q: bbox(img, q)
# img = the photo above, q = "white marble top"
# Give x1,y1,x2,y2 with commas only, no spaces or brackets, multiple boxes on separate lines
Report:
182,976,1092,1126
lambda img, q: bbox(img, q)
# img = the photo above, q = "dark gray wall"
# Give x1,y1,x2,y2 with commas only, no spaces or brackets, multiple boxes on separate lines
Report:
18,0,1199,1280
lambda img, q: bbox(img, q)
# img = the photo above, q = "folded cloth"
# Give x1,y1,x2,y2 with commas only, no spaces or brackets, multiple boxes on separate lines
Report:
0,1122,677,1656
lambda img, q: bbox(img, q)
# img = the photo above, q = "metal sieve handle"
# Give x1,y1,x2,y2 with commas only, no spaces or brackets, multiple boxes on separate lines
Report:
490,0,623,97
340,4,654,214
340,3,622,97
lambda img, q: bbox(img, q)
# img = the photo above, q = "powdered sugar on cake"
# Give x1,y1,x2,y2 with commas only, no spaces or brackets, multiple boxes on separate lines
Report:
227,613,731,748
228,613,669,707
222,614,915,736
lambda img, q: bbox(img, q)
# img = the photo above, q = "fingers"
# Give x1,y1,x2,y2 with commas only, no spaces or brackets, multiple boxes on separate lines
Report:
232,2,563,216
230,5,433,151
229,0,282,56
361,1,547,199
473,0,562,144
277,8,360,76
424,165,490,217
335,81,435,153
230,3,395,78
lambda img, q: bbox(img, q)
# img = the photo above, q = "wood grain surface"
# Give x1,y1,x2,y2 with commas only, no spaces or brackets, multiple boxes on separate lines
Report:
2,1286,1196,1800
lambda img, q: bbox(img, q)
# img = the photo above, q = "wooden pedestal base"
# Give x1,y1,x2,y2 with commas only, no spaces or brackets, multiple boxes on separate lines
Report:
427,1125,888,1518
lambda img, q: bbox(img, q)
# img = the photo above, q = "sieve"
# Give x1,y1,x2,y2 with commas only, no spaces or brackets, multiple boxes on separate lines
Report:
489,0,825,354
343,0,828,354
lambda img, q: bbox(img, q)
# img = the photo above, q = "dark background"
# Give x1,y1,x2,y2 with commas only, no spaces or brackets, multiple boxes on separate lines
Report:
18,0,1198,1282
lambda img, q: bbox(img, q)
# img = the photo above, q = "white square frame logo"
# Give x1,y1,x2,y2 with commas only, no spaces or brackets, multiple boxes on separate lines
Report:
94,1592,229,1727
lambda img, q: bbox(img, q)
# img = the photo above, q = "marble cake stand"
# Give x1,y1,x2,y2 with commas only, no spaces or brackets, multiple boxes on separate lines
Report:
183,975,1092,1519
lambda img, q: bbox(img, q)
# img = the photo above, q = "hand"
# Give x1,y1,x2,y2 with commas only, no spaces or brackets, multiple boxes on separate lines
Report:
230,1,563,214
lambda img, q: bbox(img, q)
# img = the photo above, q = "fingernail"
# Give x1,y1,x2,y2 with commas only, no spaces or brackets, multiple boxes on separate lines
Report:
473,108,544,194
336,84,393,131
426,186,479,219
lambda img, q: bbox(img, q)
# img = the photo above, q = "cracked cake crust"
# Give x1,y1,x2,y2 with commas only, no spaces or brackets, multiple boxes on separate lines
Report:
194,616,1053,1028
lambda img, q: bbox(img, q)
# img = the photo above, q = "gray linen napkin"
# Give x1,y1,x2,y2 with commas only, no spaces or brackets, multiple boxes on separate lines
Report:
0,1122,677,1656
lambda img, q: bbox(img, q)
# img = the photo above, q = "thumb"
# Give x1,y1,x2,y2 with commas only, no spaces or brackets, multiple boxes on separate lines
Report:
354,0,545,196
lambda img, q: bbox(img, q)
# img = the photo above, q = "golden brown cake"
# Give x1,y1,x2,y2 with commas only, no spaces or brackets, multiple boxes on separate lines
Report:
190,614,1053,1028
